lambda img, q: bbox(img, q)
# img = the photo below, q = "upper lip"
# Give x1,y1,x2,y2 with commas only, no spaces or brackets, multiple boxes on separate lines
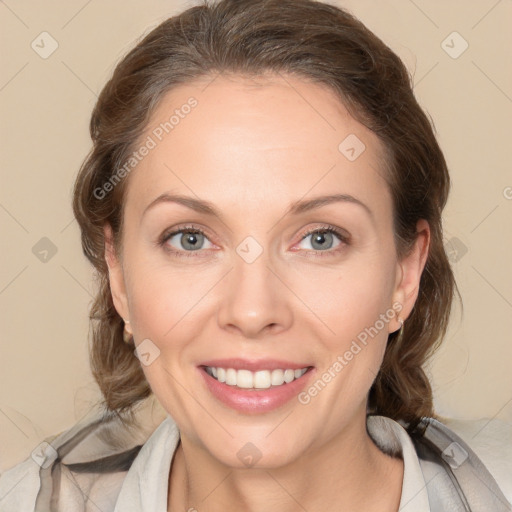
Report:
199,358,313,372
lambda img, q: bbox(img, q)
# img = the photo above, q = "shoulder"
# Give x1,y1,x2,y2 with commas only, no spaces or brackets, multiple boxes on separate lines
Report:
411,416,512,510
366,414,512,511
441,416,512,502
0,456,41,512
0,400,166,512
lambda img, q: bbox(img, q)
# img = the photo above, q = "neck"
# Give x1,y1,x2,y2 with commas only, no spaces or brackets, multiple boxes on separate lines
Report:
168,415,403,512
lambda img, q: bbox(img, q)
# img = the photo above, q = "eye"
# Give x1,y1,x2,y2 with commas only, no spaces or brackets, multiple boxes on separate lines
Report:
158,224,349,258
161,227,215,253
296,226,348,253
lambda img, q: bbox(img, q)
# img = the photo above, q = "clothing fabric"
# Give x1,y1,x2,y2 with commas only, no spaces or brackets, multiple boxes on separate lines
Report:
0,406,510,511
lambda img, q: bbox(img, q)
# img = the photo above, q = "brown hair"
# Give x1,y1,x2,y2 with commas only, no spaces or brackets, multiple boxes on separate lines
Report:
73,0,458,429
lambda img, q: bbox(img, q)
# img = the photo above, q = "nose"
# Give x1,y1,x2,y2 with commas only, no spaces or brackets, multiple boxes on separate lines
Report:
216,251,293,339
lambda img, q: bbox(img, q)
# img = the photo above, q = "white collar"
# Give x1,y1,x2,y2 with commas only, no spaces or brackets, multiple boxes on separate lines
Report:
113,415,430,512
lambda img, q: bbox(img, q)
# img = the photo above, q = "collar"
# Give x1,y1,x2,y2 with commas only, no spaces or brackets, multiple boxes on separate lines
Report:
113,415,430,512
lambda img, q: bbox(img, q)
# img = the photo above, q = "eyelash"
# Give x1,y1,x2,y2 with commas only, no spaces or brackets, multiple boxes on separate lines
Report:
158,224,211,259
299,225,350,257
158,223,350,259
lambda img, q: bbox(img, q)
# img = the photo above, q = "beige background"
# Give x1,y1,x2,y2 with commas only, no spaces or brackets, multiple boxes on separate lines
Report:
1,0,511,472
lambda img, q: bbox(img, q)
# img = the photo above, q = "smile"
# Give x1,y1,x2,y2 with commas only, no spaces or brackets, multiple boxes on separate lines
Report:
197,360,315,414
203,366,309,389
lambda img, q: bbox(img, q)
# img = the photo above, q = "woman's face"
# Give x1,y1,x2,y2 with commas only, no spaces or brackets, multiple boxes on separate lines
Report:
106,73,428,468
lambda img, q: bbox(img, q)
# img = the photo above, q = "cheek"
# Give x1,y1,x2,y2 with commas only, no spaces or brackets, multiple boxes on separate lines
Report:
123,247,218,339
297,273,395,424
294,250,396,395
122,259,217,421
293,253,396,339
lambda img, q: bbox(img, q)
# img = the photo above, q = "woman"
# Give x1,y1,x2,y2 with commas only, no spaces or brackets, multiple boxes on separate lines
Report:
0,0,510,510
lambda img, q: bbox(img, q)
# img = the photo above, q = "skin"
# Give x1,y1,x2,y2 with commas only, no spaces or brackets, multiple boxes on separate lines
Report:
105,73,430,512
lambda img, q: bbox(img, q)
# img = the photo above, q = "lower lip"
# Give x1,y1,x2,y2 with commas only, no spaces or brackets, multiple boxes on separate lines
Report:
197,366,315,414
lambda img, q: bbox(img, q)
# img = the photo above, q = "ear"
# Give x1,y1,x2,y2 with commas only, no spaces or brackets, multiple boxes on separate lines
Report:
104,224,130,324
391,219,430,331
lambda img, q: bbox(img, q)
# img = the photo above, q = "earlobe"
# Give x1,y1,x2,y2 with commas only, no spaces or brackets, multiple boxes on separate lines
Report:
103,224,130,321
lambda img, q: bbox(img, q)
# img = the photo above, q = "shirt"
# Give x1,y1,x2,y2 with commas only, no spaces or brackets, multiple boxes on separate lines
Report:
114,415,429,511
0,408,510,511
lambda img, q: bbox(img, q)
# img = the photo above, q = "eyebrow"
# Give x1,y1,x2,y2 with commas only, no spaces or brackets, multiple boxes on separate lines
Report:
288,193,372,218
142,192,373,221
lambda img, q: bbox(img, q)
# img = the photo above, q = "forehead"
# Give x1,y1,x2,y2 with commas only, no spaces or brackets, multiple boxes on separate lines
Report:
124,73,390,221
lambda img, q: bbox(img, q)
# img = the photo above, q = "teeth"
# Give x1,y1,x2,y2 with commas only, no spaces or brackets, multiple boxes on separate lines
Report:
284,369,295,383
236,370,253,388
205,366,308,389
254,370,271,389
226,368,237,386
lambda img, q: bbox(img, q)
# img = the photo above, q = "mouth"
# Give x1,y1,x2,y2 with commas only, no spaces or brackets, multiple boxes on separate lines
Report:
197,359,315,413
